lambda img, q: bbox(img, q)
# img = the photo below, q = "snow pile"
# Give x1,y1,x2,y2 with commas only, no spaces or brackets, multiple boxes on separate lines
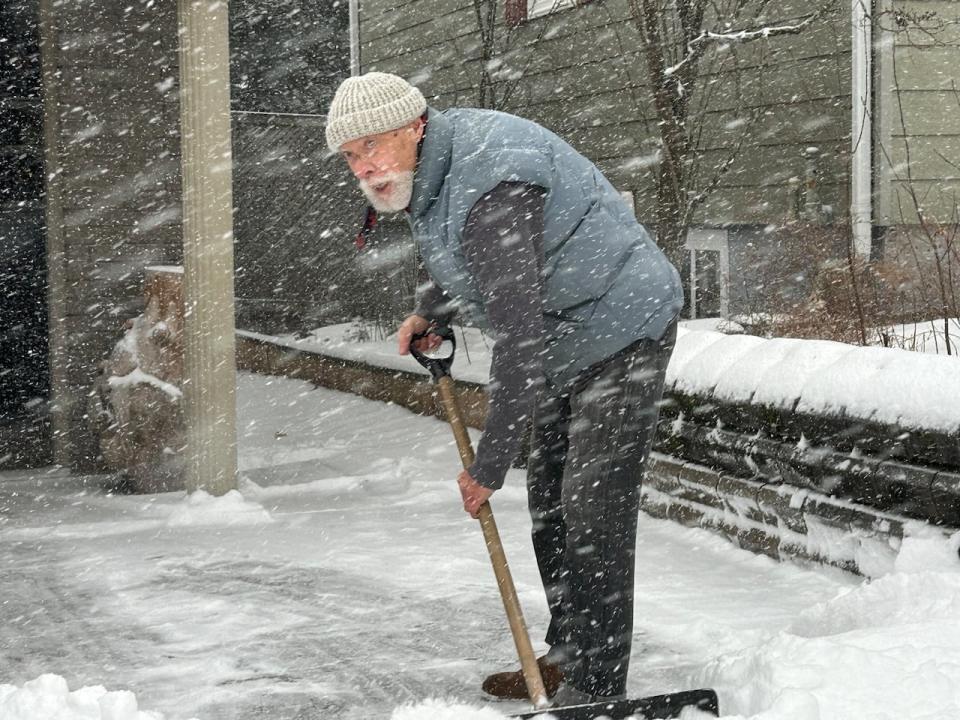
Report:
387,530,958,720
669,327,960,433
165,489,273,527
0,674,190,720
391,698,509,719
893,522,960,574
699,531,960,719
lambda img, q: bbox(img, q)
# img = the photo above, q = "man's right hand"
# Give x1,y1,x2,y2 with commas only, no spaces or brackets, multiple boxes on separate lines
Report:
397,314,441,355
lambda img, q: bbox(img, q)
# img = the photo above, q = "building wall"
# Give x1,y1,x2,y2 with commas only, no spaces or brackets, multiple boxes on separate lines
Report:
356,0,859,321
360,0,853,227
41,0,183,467
229,0,359,334
869,0,960,323
39,0,353,468
232,111,361,332
876,0,960,227
0,0,49,467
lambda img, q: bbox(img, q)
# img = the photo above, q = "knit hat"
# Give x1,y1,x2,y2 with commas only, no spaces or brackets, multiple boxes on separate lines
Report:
325,72,427,152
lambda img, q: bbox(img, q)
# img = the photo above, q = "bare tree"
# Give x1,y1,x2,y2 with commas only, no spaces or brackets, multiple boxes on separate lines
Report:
626,0,824,279
874,7,960,355
470,0,556,109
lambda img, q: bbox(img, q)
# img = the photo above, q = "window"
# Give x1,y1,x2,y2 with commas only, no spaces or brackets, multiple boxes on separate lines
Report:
507,0,591,25
527,0,576,20
686,228,730,320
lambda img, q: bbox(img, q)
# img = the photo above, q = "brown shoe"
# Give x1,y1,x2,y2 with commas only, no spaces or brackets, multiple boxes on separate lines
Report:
481,655,564,700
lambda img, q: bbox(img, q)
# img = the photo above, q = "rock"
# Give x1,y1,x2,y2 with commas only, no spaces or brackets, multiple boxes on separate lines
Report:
90,268,185,493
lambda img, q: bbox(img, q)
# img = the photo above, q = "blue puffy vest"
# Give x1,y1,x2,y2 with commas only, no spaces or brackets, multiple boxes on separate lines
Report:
407,107,683,385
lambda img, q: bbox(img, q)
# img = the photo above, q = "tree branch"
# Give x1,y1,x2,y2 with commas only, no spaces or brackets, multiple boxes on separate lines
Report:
665,12,822,79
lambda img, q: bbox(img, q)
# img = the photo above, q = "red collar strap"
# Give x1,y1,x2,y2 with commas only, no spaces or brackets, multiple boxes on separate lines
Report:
355,205,377,251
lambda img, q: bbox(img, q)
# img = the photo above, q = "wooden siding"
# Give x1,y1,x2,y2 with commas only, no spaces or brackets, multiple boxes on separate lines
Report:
360,0,852,225
877,0,960,224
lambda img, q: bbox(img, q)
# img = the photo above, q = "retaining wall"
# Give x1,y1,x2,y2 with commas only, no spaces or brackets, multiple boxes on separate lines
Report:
236,332,960,577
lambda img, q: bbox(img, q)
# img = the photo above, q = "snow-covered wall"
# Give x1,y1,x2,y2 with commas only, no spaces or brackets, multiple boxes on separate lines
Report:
236,323,960,549
670,328,960,435
661,328,960,528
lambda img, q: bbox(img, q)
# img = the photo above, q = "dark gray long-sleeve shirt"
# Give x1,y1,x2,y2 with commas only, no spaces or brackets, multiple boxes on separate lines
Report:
415,182,546,490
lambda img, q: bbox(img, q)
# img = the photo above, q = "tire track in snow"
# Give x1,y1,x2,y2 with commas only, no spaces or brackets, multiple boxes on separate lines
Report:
0,544,160,691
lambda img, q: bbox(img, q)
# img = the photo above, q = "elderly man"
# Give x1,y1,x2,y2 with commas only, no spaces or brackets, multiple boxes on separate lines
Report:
326,72,682,704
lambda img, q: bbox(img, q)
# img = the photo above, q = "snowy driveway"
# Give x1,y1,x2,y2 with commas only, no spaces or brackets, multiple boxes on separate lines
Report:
2,373,956,720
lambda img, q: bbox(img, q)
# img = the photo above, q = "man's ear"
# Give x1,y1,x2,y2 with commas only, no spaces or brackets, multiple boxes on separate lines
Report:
410,117,425,142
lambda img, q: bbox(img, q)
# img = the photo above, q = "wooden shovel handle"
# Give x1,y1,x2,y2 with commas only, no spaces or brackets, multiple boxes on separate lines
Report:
436,376,550,709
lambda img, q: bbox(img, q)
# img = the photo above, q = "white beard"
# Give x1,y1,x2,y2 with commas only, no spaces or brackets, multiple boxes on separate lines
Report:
359,171,414,213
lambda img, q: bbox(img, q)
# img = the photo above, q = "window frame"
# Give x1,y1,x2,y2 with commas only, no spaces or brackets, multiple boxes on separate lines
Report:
527,0,577,20
686,227,730,320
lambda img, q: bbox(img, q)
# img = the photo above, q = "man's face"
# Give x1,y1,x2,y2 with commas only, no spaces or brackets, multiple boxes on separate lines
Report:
340,119,424,213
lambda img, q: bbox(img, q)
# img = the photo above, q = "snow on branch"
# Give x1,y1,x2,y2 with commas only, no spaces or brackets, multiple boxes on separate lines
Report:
664,13,821,78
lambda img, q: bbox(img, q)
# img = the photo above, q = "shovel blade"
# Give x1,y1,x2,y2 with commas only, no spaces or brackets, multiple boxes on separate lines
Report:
511,688,718,720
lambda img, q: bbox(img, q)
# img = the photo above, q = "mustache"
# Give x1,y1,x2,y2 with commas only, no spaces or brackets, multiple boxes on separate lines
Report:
358,170,414,213
359,172,405,193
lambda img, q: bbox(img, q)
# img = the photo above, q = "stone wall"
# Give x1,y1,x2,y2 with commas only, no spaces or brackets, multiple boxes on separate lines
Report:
235,333,960,576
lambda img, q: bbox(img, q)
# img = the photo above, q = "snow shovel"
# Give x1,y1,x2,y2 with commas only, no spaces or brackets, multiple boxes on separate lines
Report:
409,327,719,720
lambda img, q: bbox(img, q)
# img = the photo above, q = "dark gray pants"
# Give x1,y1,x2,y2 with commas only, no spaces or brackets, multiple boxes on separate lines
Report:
527,323,676,697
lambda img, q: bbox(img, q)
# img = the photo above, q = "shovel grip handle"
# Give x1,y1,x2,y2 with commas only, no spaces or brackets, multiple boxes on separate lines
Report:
409,326,456,381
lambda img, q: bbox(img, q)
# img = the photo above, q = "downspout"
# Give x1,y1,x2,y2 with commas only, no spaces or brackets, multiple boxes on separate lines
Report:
349,0,360,76
851,0,873,257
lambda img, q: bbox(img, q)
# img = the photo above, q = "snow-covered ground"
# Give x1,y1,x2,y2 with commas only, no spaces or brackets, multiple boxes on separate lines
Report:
879,317,960,355
2,372,959,720
722,315,960,358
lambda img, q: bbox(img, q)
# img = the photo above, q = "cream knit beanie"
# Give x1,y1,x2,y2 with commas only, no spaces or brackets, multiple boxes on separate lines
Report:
325,72,427,152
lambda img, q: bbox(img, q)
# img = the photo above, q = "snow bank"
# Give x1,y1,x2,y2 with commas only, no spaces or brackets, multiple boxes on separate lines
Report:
387,531,959,720
700,531,960,719
391,698,509,719
165,489,273,527
0,674,191,720
669,327,960,433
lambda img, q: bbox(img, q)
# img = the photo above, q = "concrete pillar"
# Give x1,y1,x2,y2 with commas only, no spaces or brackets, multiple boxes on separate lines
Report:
38,0,70,465
177,0,237,495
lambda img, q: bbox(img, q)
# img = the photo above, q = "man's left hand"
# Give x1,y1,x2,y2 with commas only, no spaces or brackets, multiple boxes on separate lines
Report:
457,469,493,519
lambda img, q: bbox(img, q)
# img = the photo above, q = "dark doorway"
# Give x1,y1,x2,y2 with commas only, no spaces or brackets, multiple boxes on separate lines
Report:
0,0,50,467
693,248,722,318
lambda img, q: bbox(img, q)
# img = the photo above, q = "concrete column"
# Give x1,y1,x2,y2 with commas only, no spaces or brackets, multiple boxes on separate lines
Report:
177,0,237,495
38,0,70,465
